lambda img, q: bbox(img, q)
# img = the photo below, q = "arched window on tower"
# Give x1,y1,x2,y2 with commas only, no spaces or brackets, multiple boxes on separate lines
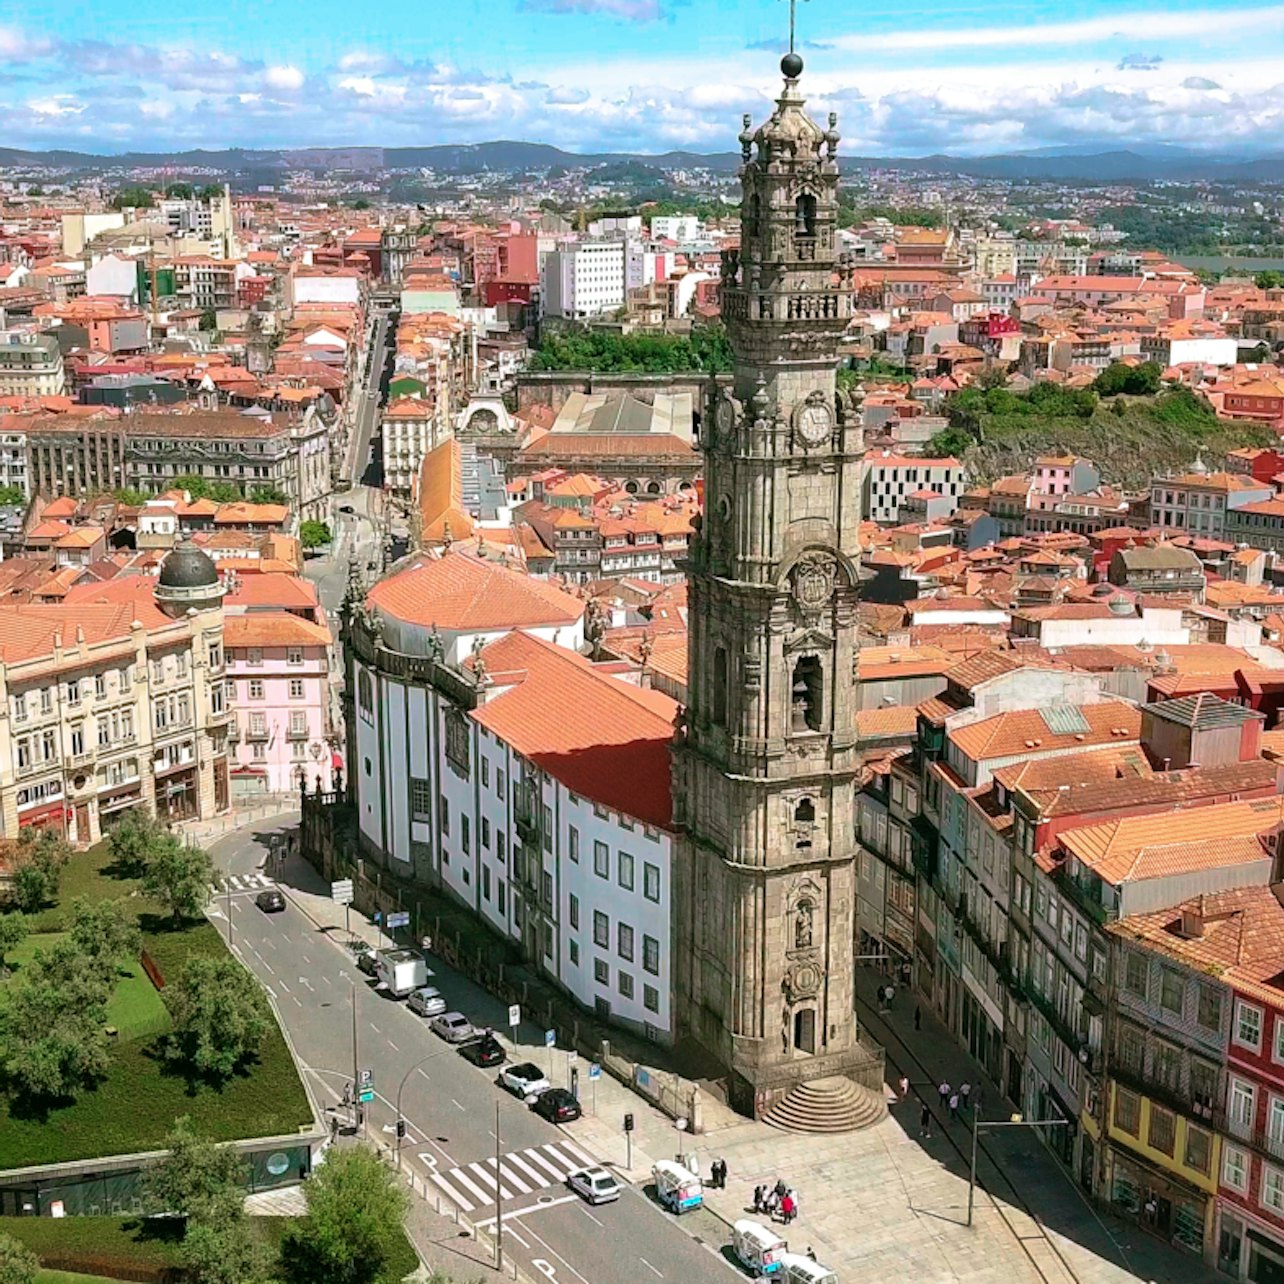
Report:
795,193,817,239
791,656,822,733
712,645,729,728
748,193,762,240
794,797,815,850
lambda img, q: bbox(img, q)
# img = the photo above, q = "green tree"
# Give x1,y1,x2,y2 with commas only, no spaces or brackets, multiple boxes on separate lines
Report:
69,896,140,971
182,1215,270,1284
146,1116,249,1220
113,486,151,506
166,183,195,199
352,198,371,210
299,519,332,549
925,426,975,460
110,186,155,210
1094,360,1162,397
199,309,219,333
0,1232,39,1284
173,475,213,500
1,939,112,1100
0,913,27,975
0,485,24,506
282,1145,409,1284
142,835,214,925
200,184,226,200
1256,270,1283,290
165,956,271,1080
248,484,288,503
106,806,169,877
8,829,71,913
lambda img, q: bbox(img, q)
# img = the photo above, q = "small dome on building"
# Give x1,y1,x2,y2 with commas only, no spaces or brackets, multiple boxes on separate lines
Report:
155,539,224,618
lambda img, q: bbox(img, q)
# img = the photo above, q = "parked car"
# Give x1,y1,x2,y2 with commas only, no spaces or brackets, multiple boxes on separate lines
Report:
255,889,286,913
567,1165,620,1205
497,1062,551,1099
429,1011,476,1043
531,1088,582,1123
458,1033,506,1067
355,948,379,976
407,986,447,1018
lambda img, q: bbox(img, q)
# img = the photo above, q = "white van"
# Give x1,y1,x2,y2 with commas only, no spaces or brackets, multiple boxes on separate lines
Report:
779,1251,838,1284
652,1160,703,1214
732,1219,786,1276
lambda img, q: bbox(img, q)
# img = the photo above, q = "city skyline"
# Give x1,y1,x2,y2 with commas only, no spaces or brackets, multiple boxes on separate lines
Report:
2,0,1284,155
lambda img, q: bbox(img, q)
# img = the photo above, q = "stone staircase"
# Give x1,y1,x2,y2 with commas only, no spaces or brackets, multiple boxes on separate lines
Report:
763,1075,887,1134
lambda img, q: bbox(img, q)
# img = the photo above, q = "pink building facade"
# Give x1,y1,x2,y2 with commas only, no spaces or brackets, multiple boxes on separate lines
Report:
224,611,334,797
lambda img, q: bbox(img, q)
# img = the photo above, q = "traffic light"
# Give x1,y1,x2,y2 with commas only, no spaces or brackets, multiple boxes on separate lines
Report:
624,1113,634,1133
396,1119,407,1139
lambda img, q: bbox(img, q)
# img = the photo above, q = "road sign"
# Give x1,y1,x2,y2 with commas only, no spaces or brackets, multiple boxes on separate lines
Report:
544,1029,556,1047
588,1063,601,1081
358,1088,374,1104
387,910,410,929
508,1003,521,1028
331,879,354,905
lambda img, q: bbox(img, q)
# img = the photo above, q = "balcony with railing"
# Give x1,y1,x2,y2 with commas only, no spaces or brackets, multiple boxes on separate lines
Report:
245,726,270,743
514,780,541,848
286,726,309,742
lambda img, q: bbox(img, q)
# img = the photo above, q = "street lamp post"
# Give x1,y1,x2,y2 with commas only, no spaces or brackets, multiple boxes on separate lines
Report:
394,1047,457,1171
967,1111,1072,1226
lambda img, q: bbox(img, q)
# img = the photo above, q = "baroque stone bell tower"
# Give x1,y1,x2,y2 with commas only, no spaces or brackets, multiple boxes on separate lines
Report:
672,51,876,1119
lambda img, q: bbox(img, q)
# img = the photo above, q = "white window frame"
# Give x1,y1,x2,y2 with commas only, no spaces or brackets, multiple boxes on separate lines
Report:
1264,1164,1284,1215
1223,1145,1248,1194
1236,1000,1264,1051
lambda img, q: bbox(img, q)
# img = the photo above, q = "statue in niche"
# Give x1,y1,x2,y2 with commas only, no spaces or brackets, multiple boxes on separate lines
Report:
794,900,814,950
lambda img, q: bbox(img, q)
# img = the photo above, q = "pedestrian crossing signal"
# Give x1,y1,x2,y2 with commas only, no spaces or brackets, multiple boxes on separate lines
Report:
624,1113,634,1132
396,1119,406,1139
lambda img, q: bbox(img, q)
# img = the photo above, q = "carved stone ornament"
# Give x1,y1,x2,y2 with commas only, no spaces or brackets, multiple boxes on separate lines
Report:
784,961,821,1001
791,551,837,613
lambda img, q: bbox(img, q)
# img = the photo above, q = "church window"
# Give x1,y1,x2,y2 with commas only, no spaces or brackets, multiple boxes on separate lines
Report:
791,656,823,733
712,646,729,727
794,798,815,849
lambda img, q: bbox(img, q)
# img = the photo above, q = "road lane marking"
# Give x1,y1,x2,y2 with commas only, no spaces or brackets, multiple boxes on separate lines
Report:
639,1258,663,1278
489,1158,531,1195
449,1166,496,1205
525,1148,571,1182
451,1099,465,1111
387,1040,399,1051
430,1173,476,1212
503,1223,531,1249
475,1193,580,1229
580,1207,604,1227
521,1224,591,1284
559,1140,595,1168
506,1153,546,1186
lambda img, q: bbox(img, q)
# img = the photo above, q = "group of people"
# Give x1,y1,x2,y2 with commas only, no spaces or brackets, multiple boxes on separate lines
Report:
753,1177,800,1225
708,1157,729,1189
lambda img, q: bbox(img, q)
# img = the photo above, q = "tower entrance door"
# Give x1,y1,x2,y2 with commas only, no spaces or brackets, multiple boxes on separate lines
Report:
793,1007,816,1055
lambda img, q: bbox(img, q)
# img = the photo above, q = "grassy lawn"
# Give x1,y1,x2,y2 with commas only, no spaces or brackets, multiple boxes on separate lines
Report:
38,1272,130,1284
25,846,157,935
0,844,312,1171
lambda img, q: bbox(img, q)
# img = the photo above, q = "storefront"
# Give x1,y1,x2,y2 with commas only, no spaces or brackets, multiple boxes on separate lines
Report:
1217,1202,1284,1282
1109,1145,1208,1256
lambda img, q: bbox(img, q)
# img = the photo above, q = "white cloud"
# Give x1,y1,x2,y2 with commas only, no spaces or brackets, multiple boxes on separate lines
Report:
524,0,663,17
545,86,591,105
27,94,85,117
0,26,55,58
264,65,305,92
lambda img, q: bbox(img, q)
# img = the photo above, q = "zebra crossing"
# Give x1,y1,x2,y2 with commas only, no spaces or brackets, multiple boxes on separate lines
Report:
211,872,273,895
429,1140,596,1213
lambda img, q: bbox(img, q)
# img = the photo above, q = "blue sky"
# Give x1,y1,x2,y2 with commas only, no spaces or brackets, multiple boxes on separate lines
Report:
1,0,1282,155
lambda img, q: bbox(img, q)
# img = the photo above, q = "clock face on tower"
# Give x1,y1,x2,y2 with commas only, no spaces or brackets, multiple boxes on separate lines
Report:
796,400,832,447
714,395,736,444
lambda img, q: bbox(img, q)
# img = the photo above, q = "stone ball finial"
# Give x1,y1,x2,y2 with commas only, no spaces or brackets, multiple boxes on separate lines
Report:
781,51,804,79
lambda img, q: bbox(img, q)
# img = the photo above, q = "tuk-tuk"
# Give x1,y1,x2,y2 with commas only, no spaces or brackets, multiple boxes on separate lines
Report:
652,1160,703,1213
732,1219,786,1276
779,1251,838,1284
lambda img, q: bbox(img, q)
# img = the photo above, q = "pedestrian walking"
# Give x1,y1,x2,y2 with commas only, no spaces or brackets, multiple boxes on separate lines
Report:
960,1082,972,1112
807,1246,818,1262
898,1074,910,1101
781,1193,796,1225
765,1188,779,1219
710,1161,719,1189
920,1103,931,1138
753,1184,764,1214
938,1080,950,1108
774,1176,787,1200
914,1005,922,1031
974,1084,984,1115
948,1092,960,1121
788,1188,800,1223
720,1158,729,1189
885,983,896,1011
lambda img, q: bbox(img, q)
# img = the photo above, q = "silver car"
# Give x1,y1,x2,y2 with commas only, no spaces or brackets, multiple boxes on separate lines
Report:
430,1011,476,1043
407,986,447,1018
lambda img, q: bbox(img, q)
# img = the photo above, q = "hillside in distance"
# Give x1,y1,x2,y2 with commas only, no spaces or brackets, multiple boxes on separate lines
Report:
2,140,1283,183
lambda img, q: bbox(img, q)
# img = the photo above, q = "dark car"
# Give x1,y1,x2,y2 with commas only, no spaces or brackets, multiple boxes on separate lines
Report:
531,1088,582,1124
355,948,379,976
255,889,286,913
458,1033,505,1068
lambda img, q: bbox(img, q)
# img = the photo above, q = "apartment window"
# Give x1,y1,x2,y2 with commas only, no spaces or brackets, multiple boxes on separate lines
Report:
70,724,85,757
618,971,634,1000
411,778,431,820
482,865,491,902
496,832,506,865
248,679,264,701
569,940,579,966
1124,951,1147,999
482,818,490,849
439,795,450,836
287,647,303,665
1270,1097,1284,1154
618,851,634,891
175,653,188,680
542,804,552,853
1236,1001,1264,1051
39,686,52,714
1159,968,1184,1017
643,934,660,976
594,958,609,985
208,642,221,670
569,826,580,863
498,882,506,915
247,647,263,666
644,984,659,1013
94,673,106,699
644,862,661,903
66,679,81,708
593,911,609,948
497,769,506,800
618,922,634,962
569,894,579,931
1265,1167,1284,1216
1224,1146,1248,1193
289,678,304,700
461,815,471,856
1147,1105,1175,1157
1230,1077,1256,1133
1113,1086,1140,1137
1197,983,1223,1033
541,870,553,909
594,841,609,879
481,757,490,788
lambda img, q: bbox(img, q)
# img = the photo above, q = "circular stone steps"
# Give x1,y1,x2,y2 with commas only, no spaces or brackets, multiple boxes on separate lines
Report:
762,1075,887,1133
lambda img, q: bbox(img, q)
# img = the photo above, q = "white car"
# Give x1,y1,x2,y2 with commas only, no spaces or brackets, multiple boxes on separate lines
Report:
407,986,447,1018
430,1011,476,1043
497,1061,551,1099
567,1165,620,1206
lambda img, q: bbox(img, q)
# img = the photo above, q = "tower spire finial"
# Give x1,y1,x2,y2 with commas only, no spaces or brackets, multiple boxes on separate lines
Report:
784,0,809,53
780,0,809,78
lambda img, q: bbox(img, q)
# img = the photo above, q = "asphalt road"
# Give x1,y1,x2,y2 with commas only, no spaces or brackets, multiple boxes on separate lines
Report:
212,821,740,1284
344,308,392,486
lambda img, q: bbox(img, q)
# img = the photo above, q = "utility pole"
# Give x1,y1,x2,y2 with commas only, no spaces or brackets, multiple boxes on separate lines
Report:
226,877,233,947
967,1114,1071,1227
494,1100,503,1270
351,981,360,1135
